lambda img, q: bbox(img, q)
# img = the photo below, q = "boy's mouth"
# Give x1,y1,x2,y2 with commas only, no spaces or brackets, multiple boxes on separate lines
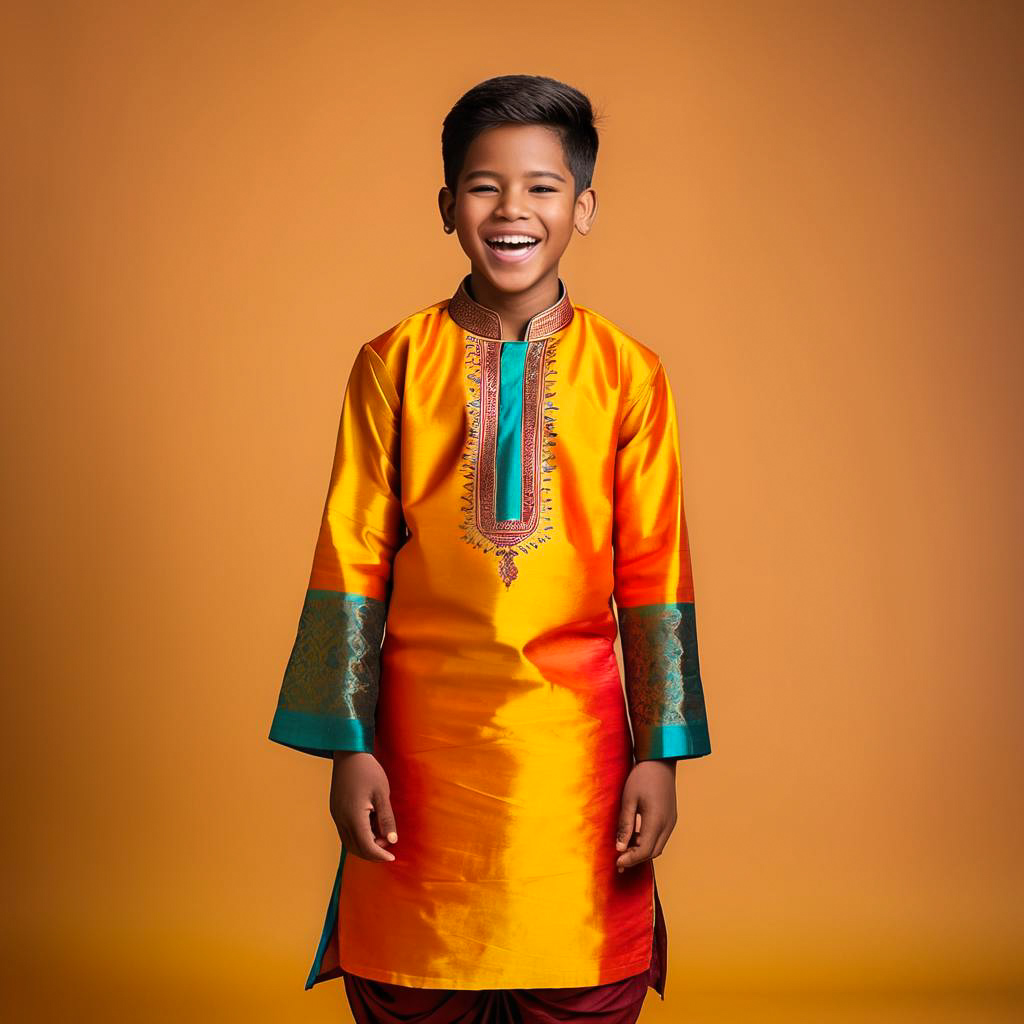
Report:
484,233,541,263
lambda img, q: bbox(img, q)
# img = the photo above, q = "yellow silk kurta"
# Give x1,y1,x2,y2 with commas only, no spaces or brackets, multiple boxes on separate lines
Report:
269,274,711,993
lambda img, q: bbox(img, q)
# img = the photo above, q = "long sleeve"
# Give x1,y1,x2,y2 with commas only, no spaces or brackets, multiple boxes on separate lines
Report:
268,343,404,758
613,358,711,762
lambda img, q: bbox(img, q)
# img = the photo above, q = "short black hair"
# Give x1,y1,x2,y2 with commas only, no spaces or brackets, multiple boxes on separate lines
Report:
441,74,601,200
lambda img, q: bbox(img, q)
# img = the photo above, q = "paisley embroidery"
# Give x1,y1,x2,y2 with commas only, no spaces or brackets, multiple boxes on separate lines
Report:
276,588,386,725
460,336,559,588
618,601,707,729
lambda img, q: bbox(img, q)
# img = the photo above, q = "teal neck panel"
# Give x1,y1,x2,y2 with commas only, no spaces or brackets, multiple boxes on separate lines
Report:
495,341,528,522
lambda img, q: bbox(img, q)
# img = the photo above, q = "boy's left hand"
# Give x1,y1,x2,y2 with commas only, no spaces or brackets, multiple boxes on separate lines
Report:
614,759,678,872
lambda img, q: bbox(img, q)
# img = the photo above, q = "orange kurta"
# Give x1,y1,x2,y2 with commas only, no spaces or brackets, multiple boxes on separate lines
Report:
269,275,711,992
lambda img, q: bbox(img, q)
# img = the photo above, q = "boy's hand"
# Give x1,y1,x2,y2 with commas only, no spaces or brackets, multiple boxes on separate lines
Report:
614,759,678,872
330,751,399,863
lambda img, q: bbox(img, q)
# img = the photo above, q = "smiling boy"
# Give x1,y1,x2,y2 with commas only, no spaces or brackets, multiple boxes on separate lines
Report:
269,74,712,1023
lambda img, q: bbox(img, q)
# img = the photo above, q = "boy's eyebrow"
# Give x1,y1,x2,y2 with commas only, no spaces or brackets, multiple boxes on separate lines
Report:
463,169,567,183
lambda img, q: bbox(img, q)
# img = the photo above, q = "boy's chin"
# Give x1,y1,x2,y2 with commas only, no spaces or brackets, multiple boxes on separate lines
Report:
470,257,558,294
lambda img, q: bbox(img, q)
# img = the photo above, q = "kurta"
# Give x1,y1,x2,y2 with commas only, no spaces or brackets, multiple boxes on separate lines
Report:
268,274,712,993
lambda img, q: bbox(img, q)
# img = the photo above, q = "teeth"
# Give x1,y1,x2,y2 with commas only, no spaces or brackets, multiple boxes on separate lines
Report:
487,234,538,244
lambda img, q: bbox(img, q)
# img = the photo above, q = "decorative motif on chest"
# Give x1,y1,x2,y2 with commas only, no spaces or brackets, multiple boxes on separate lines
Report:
459,335,559,589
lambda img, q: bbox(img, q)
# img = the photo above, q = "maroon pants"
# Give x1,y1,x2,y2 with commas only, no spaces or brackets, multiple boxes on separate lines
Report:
344,969,648,1024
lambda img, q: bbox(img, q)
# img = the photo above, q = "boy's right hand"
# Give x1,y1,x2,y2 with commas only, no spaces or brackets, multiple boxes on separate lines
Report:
330,751,399,862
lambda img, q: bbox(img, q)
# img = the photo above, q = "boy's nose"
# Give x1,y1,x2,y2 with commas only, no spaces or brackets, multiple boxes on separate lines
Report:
494,195,528,218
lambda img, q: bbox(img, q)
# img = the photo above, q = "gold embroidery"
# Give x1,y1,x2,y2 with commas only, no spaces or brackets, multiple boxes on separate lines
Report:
447,274,574,341
618,602,707,728
459,336,560,588
277,589,386,724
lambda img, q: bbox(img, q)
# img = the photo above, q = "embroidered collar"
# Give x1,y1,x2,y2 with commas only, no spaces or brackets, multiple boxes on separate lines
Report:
447,274,574,342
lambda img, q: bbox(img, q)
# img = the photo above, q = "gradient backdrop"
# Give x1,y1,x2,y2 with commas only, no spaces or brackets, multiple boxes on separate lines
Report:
2,1,1021,1021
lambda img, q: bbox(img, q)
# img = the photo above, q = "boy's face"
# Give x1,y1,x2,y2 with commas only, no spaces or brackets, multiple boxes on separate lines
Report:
439,124,597,296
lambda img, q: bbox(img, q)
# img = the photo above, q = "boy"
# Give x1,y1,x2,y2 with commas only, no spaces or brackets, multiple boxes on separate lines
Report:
269,74,712,1023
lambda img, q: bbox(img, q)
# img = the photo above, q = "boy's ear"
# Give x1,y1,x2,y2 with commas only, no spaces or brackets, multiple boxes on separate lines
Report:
574,187,598,236
438,186,456,233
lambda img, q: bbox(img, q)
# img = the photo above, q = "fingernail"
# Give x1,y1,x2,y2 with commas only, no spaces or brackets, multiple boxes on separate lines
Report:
615,840,626,850
387,832,398,843
617,866,624,873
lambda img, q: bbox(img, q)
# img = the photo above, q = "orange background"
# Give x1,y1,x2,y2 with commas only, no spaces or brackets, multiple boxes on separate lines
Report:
2,1,1021,1021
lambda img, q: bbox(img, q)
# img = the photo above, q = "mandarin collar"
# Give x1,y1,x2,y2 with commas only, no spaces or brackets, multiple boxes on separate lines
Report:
447,274,574,342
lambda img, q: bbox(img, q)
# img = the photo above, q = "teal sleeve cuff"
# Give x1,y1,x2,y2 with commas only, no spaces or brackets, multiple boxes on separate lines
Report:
633,720,711,762
268,708,374,758
269,589,385,759
618,600,712,764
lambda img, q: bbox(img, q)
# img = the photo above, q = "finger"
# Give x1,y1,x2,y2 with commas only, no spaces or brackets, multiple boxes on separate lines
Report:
366,808,386,847
615,793,639,852
368,812,389,848
617,817,662,870
373,789,399,846
350,801,396,862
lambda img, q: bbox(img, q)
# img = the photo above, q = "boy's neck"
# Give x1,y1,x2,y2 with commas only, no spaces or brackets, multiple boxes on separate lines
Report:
467,268,561,341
